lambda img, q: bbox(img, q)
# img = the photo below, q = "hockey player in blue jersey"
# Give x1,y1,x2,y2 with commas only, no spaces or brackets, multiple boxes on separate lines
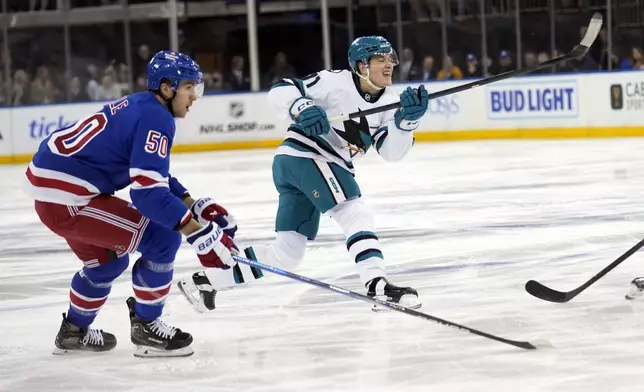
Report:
179,36,429,312
23,50,239,357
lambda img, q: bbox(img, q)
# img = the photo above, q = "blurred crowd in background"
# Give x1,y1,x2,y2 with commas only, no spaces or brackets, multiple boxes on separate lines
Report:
1,0,642,106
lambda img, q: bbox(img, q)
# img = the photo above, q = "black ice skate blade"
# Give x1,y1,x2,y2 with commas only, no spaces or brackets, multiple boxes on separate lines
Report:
371,296,423,313
52,346,110,355
177,279,208,314
133,345,194,358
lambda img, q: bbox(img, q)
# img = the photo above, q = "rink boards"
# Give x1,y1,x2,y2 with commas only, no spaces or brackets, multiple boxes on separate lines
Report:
1,70,643,164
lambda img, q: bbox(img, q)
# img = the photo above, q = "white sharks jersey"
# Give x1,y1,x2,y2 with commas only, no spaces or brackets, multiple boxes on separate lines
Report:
267,69,416,174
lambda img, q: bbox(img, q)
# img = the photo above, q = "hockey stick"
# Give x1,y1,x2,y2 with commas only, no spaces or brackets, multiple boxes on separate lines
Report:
525,238,644,303
328,12,602,123
232,255,551,350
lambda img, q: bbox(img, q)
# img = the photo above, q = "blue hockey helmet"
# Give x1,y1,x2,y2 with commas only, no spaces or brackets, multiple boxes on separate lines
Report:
347,36,399,74
147,50,204,98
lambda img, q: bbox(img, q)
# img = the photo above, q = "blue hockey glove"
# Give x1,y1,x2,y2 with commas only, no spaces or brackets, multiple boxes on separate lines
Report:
289,97,330,137
394,85,429,131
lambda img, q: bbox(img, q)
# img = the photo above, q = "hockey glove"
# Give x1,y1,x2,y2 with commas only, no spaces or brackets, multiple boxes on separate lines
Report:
289,97,330,137
186,222,238,269
190,197,238,238
394,85,429,131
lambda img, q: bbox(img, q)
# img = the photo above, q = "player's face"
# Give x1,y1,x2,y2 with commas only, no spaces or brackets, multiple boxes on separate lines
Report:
368,54,395,87
172,81,200,118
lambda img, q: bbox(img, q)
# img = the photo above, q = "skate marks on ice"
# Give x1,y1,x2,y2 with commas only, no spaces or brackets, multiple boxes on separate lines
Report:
2,140,644,390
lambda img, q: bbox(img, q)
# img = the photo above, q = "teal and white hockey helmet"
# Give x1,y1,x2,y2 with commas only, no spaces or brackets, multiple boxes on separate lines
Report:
347,36,399,74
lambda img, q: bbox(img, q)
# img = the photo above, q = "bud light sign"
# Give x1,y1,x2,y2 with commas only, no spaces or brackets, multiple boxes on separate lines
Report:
486,79,579,120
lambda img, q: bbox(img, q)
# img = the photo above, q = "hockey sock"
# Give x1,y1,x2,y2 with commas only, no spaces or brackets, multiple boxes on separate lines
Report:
328,198,386,285
131,258,173,321
67,256,129,328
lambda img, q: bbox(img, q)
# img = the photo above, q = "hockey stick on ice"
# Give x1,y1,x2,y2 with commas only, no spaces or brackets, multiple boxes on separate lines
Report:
232,255,551,350
328,12,602,123
525,238,644,303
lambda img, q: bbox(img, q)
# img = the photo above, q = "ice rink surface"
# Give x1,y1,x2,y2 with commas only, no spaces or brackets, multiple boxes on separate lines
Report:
2,139,644,392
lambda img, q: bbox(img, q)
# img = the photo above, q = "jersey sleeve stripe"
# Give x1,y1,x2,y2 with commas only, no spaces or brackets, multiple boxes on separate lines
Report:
129,168,170,190
284,77,306,96
305,76,321,88
130,176,170,190
129,168,168,182
178,209,192,228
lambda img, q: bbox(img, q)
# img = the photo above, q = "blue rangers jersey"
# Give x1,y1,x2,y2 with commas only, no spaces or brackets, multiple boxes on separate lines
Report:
23,92,192,231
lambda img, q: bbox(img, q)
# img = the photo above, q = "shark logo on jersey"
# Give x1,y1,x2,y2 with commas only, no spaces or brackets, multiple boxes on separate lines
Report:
333,115,371,157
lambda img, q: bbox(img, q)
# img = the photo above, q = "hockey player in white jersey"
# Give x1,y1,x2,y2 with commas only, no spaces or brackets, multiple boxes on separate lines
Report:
179,35,429,312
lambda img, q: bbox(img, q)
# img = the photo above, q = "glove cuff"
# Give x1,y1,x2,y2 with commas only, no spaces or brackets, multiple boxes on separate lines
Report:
394,109,420,131
190,197,216,216
186,222,223,245
289,97,315,120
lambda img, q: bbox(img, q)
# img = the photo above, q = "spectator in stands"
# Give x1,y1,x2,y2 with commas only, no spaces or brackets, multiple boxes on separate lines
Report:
95,72,122,101
494,50,514,75
29,66,58,104
552,49,575,73
68,76,90,102
117,63,131,95
463,54,483,78
399,47,420,81
134,44,151,81
629,47,644,69
134,75,147,93
86,64,101,101
211,71,224,90
523,51,538,68
12,69,30,106
419,55,436,81
566,46,597,72
437,55,463,80
265,52,296,88
537,52,550,73
226,55,250,91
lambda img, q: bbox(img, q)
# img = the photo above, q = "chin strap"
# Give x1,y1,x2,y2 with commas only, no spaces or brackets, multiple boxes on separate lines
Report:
154,90,177,117
356,68,386,91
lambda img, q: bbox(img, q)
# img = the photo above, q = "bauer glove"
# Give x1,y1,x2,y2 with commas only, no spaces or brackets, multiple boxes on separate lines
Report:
190,197,238,238
186,222,238,269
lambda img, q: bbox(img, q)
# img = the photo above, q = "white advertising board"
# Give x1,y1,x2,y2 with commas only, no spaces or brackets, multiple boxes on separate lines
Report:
3,71,644,163
10,101,106,155
174,92,291,145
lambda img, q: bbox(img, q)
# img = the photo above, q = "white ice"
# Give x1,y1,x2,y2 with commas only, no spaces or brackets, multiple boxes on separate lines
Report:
2,139,644,392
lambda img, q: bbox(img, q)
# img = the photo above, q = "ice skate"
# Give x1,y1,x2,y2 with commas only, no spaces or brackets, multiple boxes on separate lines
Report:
52,313,116,355
366,277,422,312
626,277,644,300
127,297,194,358
177,271,217,313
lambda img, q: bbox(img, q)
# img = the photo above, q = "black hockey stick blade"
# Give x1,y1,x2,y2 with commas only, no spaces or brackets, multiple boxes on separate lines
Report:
233,255,551,350
329,12,602,123
525,237,644,303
